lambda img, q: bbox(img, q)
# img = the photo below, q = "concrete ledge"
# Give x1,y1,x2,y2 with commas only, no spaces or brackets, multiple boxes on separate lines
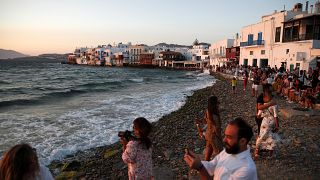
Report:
280,108,320,119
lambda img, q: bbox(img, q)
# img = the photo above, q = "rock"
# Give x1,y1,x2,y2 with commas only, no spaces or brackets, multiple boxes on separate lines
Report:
61,161,81,172
163,149,173,160
103,149,119,159
55,171,78,180
153,166,174,180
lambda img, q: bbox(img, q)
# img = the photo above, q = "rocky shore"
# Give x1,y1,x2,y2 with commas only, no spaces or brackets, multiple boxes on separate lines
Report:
49,73,320,179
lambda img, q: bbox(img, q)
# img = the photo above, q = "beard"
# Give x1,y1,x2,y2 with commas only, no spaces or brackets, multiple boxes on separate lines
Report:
224,141,240,154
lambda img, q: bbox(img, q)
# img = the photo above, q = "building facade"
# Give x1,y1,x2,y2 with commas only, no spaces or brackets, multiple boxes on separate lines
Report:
239,2,320,70
209,39,235,67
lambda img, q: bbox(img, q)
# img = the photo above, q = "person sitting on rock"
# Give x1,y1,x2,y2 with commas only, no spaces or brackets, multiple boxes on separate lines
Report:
0,143,54,180
120,117,153,180
185,117,257,180
195,95,223,161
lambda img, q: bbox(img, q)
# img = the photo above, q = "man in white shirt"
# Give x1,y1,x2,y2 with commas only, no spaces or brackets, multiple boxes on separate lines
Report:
184,117,258,180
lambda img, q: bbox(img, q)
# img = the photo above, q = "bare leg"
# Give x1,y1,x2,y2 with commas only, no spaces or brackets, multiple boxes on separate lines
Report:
205,143,213,161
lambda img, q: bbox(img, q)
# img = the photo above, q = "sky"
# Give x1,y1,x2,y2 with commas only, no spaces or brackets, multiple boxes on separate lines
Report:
0,0,314,55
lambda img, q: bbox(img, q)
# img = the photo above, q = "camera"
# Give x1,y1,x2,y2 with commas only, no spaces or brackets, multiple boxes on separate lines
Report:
118,130,135,141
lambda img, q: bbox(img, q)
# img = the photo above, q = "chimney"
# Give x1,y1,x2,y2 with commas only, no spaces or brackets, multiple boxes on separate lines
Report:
306,1,309,12
293,3,303,12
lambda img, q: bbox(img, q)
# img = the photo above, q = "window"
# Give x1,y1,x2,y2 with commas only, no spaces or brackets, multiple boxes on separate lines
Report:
257,32,263,44
296,63,300,71
275,27,281,42
261,50,265,55
284,27,292,42
250,51,253,55
286,49,290,54
248,34,254,45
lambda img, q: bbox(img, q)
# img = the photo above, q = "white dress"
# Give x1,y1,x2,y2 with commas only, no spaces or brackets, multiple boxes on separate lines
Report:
256,105,281,151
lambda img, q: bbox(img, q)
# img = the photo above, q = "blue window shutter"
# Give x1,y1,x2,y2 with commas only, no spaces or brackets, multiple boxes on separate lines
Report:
258,32,262,44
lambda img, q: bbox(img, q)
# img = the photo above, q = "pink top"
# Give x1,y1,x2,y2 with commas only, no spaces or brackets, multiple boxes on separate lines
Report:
122,140,153,180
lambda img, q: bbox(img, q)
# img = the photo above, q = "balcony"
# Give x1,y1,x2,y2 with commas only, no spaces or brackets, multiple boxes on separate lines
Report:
240,40,265,47
283,33,320,43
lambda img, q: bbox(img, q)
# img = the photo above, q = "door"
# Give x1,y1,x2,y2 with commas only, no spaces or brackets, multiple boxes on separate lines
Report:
252,59,257,67
260,59,268,68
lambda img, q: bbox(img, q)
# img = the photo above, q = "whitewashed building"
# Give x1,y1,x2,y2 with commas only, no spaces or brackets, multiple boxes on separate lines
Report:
209,39,235,67
188,39,210,61
128,44,148,64
239,2,320,71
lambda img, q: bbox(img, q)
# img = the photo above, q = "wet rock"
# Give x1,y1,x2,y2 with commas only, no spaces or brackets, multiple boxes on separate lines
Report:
55,171,78,180
61,161,81,172
103,149,119,159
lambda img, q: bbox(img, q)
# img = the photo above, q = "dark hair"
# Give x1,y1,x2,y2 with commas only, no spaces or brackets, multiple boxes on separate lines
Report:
0,144,39,180
133,117,152,149
263,83,272,94
228,117,253,144
208,95,219,116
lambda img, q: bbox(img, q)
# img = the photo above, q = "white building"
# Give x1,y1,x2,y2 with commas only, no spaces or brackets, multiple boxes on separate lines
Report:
188,39,210,61
128,44,148,64
209,39,235,67
239,2,320,71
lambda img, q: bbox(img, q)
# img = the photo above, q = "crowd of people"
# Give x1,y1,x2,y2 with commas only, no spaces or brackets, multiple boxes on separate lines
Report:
215,64,320,109
1,65,319,179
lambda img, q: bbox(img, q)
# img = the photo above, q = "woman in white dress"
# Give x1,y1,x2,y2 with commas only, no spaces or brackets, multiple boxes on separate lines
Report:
254,84,280,159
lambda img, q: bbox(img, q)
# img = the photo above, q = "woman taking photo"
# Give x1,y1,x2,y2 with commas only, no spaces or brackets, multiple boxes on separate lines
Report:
0,143,54,180
121,117,153,180
196,95,223,161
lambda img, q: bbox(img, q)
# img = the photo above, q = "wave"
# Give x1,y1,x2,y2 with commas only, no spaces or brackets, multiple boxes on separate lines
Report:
0,99,41,108
0,80,11,85
0,89,86,109
77,81,122,89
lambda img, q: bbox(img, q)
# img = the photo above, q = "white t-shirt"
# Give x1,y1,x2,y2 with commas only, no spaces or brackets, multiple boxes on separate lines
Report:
36,165,54,180
201,147,257,180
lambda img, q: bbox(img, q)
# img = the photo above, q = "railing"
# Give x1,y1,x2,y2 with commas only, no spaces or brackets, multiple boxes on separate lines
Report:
240,40,265,47
283,33,320,42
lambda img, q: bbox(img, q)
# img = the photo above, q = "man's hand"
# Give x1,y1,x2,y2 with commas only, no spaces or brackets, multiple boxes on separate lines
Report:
184,149,202,170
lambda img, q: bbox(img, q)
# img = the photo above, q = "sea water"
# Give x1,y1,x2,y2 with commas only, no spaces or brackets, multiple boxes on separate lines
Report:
0,57,215,165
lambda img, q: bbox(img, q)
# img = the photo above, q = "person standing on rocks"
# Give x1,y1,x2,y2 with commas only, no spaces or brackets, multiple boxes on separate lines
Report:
243,70,249,91
120,117,153,180
232,77,237,94
185,117,257,180
255,84,277,136
254,84,280,159
196,96,223,161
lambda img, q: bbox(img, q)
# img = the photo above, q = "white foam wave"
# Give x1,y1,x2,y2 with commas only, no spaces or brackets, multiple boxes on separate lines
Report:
0,73,215,165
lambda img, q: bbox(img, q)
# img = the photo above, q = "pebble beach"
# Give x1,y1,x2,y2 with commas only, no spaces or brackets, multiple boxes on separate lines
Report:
49,73,320,179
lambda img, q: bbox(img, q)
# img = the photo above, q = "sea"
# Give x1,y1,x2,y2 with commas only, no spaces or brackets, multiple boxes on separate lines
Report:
0,57,215,165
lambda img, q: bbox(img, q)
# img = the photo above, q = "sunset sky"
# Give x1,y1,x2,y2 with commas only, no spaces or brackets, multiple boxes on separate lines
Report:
0,0,312,55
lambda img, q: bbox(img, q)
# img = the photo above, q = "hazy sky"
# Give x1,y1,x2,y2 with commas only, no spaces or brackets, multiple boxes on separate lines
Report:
0,0,313,55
